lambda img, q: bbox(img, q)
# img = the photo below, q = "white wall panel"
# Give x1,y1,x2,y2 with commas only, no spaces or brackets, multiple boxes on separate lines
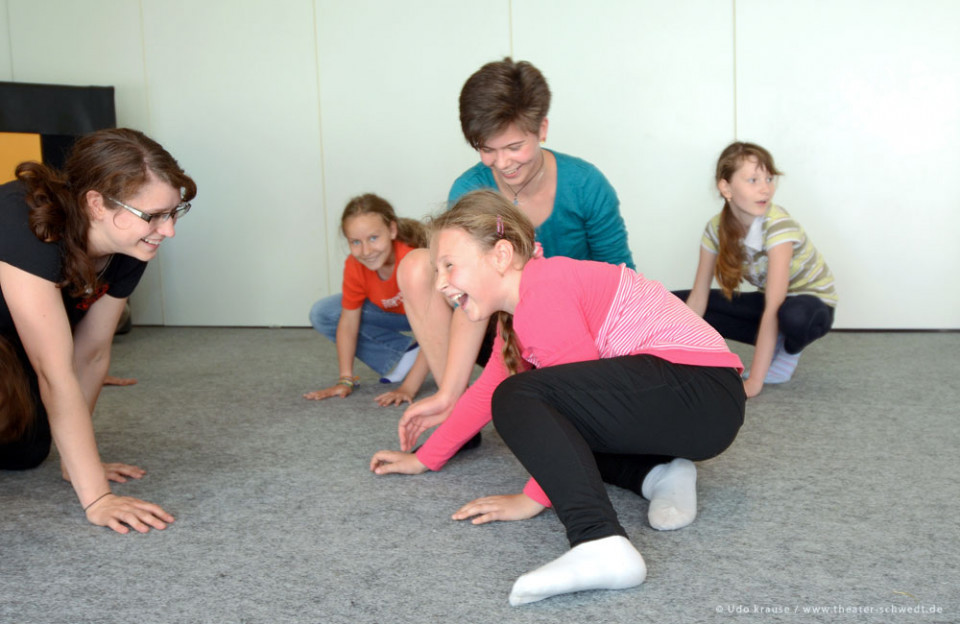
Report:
140,0,326,326
315,0,510,282
736,0,960,328
0,0,12,80
3,1,957,328
6,0,150,128
512,0,736,291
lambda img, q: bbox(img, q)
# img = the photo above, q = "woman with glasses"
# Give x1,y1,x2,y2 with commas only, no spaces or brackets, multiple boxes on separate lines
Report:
0,128,195,533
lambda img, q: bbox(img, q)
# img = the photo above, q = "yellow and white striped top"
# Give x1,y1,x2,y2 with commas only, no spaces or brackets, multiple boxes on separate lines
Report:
701,204,838,306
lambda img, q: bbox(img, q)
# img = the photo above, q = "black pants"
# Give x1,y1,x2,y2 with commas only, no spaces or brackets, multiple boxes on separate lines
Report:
0,335,52,470
673,290,834,354
492,355,745,547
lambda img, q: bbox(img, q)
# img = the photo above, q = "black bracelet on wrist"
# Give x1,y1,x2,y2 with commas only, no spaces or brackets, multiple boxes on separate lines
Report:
83,492,113,512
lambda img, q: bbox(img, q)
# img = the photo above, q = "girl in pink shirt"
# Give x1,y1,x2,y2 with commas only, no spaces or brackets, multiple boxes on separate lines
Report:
371,190,746,606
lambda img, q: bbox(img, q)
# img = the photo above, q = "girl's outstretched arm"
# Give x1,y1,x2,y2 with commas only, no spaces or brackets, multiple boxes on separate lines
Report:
303,307,361,400
685,247,718,317
745,242,792,397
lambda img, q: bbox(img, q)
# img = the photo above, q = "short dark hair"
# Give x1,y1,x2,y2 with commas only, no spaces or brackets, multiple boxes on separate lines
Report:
459,58,551,149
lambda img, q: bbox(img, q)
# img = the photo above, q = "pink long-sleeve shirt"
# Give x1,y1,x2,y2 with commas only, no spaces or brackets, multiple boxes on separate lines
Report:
415,256,743,506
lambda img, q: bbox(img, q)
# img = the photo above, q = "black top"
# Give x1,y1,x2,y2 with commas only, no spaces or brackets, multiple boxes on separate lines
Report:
0,180,146,335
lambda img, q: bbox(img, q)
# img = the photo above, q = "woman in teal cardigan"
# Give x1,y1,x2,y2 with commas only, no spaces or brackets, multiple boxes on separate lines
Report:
385,57,635,458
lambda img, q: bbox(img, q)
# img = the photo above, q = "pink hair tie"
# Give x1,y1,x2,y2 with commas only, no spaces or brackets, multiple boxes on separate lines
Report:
496,214,504,238
532,241,544,259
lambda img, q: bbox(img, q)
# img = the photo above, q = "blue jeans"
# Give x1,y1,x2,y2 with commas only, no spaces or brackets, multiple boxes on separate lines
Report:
308,294,415,376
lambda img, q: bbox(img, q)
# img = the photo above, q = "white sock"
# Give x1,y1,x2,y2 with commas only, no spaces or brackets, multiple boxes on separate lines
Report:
764,334,801,384
742,334,802,383
380,345,419,383
508,535,646,606
641,458,698,531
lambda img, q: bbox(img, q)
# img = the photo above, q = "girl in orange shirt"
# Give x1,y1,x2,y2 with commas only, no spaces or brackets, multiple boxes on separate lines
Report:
304,194,428,406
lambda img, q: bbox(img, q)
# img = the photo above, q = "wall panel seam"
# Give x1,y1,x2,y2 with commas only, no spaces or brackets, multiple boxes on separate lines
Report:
313,0,331,296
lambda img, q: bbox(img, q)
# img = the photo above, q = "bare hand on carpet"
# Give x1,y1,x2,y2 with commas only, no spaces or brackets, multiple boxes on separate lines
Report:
103,375,138,386
369,450,428,475
375,388,414,407
84,492,174,534
452,493,546,525
303,384,352,401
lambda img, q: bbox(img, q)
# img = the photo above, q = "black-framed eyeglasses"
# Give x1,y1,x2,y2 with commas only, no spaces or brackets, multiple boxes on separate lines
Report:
106,196,191,224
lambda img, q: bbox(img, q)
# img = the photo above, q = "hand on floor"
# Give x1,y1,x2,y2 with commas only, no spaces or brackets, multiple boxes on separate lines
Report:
375,388,414,407
452,493,545,525
84,493,174,534
303,384,352,401
369,450,428,475
103,375,137,386
743,377,763,398
62,461,147,484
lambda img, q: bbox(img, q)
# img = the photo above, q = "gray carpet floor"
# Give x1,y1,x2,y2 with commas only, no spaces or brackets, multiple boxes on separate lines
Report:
1,328,957,624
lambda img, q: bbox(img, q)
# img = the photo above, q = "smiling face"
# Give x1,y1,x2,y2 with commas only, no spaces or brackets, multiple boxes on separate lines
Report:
343,213,398,275
432,227,506,322
718,156,778,227
477,120,547,189
88,174,183,261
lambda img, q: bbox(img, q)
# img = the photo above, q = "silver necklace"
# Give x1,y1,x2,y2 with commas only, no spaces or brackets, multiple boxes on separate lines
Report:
501,151,545,206
96,254,114,278
84,255,114,295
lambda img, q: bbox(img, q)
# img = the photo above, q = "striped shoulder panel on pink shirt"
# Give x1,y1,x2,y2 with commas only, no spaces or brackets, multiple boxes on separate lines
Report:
597,265,731,358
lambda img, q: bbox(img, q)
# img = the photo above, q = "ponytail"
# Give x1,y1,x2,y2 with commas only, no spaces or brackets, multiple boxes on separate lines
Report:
714,201,746,300
395,217,427,249
497,312,525,376
17,161,98,297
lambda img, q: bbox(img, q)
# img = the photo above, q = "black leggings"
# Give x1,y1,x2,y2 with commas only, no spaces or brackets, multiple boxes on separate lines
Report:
672,290,834,354
492,355,745,547
0,336,52,470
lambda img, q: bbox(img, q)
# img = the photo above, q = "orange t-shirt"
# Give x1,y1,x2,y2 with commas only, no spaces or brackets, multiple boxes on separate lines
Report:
341,240,415,315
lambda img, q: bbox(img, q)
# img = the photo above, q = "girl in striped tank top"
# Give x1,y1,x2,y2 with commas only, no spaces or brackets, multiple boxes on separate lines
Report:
678,142,837,398
370,190,745,606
